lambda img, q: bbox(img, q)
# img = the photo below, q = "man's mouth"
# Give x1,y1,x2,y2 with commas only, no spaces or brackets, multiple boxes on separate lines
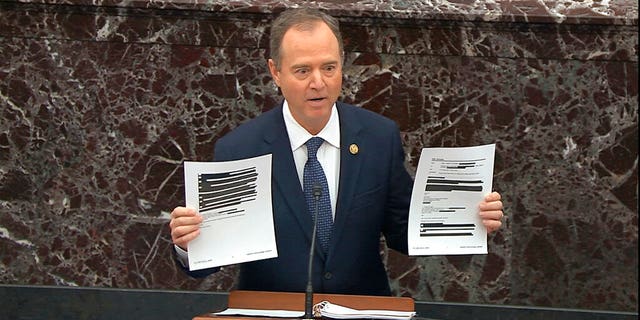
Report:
308,97,325,102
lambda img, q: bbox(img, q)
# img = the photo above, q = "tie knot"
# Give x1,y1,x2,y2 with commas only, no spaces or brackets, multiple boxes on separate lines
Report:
306,137,324,159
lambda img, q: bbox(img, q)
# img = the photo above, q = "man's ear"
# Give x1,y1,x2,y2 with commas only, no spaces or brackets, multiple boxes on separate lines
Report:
267,59,281,87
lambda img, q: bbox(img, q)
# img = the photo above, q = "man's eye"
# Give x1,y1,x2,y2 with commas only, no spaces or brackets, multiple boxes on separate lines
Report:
324,65,338,74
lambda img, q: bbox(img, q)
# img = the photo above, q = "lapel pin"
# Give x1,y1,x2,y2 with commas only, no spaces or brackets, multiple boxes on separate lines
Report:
349,143,359,155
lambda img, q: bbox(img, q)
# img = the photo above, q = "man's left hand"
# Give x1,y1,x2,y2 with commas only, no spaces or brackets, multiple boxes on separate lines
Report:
479,191,504,233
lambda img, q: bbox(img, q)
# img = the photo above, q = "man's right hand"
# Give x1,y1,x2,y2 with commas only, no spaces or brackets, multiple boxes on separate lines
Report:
169,207,203,251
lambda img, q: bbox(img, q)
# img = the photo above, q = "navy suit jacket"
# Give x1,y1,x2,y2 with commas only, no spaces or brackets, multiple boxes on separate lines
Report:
183,101,413,296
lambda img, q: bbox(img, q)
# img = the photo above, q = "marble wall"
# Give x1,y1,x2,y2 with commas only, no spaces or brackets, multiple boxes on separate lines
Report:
0,0,637,313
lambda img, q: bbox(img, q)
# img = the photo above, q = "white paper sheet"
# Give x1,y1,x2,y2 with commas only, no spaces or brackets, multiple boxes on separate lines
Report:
184,154,277,270
408,144,495,256
214,308,304,318
314,301,416,320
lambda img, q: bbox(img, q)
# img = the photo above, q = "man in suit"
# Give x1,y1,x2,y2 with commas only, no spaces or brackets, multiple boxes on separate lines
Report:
169,8,504,296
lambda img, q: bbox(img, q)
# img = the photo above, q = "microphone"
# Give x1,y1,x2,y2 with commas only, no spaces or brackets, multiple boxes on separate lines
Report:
304,183,323,319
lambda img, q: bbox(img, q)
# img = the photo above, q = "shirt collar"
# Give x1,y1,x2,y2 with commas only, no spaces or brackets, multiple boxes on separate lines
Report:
282,100,340,152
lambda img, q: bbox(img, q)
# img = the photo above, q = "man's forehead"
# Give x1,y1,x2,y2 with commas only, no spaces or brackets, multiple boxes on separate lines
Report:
282,20,335,41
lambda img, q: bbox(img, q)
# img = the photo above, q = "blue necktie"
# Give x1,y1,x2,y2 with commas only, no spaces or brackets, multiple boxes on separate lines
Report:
303,137,333,253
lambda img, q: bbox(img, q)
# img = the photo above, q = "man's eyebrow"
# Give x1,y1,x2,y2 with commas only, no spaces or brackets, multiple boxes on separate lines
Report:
290,60,339,69
290,63,310,69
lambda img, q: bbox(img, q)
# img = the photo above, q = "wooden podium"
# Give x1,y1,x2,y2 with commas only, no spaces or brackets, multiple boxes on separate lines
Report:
194,290,415,319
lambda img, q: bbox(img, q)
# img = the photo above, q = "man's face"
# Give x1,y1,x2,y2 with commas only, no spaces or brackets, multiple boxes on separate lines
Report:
268,21,343,135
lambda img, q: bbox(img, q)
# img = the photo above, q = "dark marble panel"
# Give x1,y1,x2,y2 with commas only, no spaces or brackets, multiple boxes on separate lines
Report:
341,20,638,62
508,58,638,311
2,3,637,62
0,0,637,314
0,35,269,290
7,0,639,25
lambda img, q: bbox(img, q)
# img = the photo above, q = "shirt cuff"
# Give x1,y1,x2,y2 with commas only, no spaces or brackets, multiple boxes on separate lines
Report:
174,244,189,268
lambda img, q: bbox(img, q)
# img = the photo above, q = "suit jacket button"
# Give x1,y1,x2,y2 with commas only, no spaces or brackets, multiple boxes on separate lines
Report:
323,272,333,280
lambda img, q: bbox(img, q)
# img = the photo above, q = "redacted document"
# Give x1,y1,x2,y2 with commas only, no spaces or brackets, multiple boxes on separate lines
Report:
184,154,277,271
408,144,495,256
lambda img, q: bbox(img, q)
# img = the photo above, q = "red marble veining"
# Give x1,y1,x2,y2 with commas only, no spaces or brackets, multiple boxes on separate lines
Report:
0,0,637,313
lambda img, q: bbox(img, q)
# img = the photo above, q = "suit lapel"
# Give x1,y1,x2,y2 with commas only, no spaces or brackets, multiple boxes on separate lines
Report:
329,103,364,256
263,106,320,257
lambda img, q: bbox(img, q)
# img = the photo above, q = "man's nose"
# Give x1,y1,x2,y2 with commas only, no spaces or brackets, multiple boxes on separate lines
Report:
309,70,325,89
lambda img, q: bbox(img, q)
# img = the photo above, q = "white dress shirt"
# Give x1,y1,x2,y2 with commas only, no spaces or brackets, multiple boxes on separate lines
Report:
282,100,340,218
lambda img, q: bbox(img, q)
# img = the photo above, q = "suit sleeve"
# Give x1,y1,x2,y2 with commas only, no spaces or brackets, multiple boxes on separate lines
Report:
381,125,413,254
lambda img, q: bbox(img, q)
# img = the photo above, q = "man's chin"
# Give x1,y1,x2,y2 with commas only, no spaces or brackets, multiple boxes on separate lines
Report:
305,104,332,120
